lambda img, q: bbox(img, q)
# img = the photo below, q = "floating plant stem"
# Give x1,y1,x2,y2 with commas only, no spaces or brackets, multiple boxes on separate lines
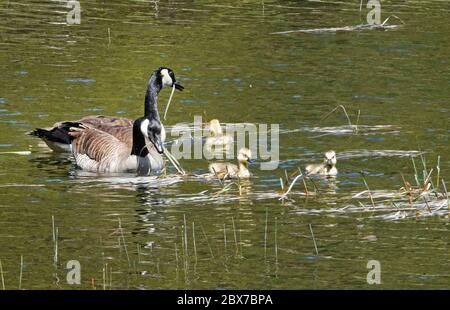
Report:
279,173,304,200
306,175,320,195
118,218,130,266
102,263,106,290
137,244,141,264
420,153,428,179
164,148,186,175
109,266,112,290
361,174,375,208
0,259,5,290
309,224,319,256
54,227,59,266
423,168,434,191
52,216,58,266
232,217,238,257
200,226,215,260
381,15,405,26
442,179,449,209
19,255,23,289
302,176,309,195
163,84,176,120
174,243,179,279
183,214,188,258
411,156,420,186
355,109,361,134
223,223,227,257
0,151,31,155
422,194,432,213
239,224,243,258
320,105,354,133
436,156,441,190
181,228,185,262
274,217,278,266
192,222,197,263
264,208,268,261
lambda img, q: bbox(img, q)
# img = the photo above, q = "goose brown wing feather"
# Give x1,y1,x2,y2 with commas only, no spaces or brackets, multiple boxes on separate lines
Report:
79,115,133,127
69,126,130,163
87,124,133,148
51,116,133,132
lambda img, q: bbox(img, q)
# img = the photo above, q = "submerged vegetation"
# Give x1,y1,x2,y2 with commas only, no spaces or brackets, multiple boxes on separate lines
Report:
280,151,448,221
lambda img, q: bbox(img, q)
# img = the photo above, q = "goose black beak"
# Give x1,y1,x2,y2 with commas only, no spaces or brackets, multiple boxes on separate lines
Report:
148,131,164,154
174,81,184,91
153,141,164,154
248,159,255,164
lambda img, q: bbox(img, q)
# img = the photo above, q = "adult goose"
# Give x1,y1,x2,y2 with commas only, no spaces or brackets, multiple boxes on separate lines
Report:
31,67,183,152
64,116,165,174
31,67,184,174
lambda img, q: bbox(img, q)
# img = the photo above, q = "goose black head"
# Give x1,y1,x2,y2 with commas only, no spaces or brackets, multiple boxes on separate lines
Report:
132,117,164,156
141,118,164,154
156,67,184,91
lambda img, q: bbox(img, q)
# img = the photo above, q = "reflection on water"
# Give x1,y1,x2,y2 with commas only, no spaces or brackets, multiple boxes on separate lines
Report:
0,0,449,289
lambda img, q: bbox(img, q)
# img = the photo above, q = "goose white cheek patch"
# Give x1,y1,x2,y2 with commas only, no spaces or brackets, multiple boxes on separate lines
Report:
140,118,150,139
161,68,173,87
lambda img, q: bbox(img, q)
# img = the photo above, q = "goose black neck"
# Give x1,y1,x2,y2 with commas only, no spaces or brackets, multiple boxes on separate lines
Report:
131,118,149,157
144,74,163,120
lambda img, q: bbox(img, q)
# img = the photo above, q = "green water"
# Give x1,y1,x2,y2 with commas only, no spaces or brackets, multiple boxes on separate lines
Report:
0,0,449,289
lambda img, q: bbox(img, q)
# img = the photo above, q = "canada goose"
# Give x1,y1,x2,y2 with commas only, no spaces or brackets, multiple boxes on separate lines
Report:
208,147,253,179
65,116,164,174
31,67,183,152
205,119,233,147
305,150,338,176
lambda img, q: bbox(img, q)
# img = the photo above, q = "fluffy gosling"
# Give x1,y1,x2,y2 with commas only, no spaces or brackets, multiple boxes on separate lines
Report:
205,119,233,147
305,150,338,176
208,147,253,179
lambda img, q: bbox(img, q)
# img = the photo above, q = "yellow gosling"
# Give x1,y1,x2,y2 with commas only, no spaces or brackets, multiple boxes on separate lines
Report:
305,150,338,176
208,147,253,180
205,119,233,147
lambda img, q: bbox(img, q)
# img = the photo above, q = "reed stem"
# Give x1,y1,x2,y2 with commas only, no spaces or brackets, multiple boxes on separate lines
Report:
0,259,4,290
309,224,319,256
19,255,23,289
264,208,268,261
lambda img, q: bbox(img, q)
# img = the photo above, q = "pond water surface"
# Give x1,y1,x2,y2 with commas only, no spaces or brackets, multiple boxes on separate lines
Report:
0,0,449,289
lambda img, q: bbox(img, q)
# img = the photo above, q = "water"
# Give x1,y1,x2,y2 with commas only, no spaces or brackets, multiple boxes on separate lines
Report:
0,0,449,289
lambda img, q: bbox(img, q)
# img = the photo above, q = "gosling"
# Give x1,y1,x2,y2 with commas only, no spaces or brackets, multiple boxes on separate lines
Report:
305,150,338,176
208,147,253,179
205,119,233,147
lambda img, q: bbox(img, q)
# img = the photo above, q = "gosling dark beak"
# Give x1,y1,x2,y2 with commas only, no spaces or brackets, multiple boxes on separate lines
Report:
248,159,255,164
174,81,184,91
